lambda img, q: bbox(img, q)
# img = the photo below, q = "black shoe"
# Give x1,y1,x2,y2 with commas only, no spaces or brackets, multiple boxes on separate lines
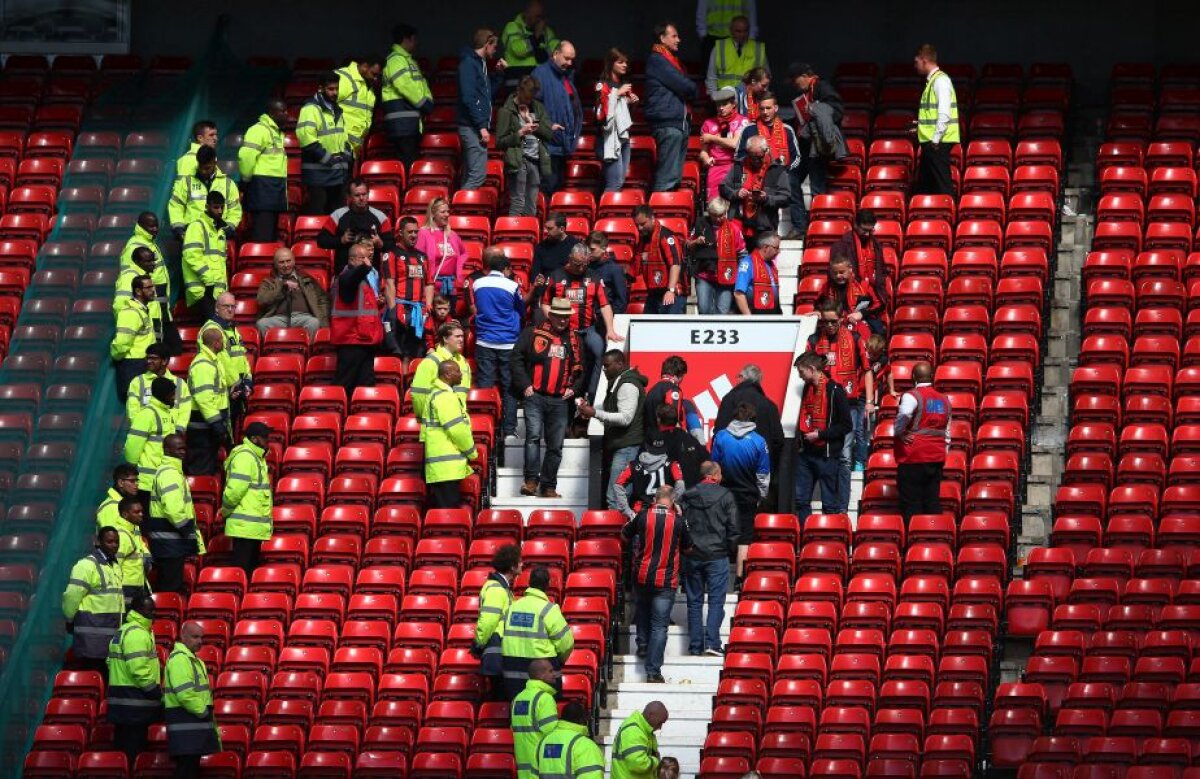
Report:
704,646,725,657
636,645,648,659
646,673,666,683
688,649,704,656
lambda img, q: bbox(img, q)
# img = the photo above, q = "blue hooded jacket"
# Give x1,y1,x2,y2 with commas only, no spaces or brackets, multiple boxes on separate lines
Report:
644,50,697,129
710,420,771,501
532,59,583,158
457,46,504,131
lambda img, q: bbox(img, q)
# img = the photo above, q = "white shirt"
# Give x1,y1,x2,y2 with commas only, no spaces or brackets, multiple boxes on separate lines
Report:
594,373,642,427
926,67,954,143
696,0,758,38
895,382,951,443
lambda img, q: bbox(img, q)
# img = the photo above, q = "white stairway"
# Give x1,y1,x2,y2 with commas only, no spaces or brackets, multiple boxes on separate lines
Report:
490,411,590,518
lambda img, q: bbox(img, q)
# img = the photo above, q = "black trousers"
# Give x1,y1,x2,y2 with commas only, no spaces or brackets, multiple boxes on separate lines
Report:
917,142,955,197
393,135,420,169
335,344,377,399
247,210,280,243
114,358,146,402
427,480,462,509
185,426,223,476
897,461,945,520
155,556,187,595
303,184,346,216
173,754,201,779
113,723,149,765
160,300,182,356
230,537,262,577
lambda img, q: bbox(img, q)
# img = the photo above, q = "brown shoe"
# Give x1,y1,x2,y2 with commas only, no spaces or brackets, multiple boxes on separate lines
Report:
520,479,538,496
784,230,805,241
538,487,562,499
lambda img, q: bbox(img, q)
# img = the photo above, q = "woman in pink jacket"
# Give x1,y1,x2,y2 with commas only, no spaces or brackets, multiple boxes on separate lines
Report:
416,196,468,311
699,87,751,201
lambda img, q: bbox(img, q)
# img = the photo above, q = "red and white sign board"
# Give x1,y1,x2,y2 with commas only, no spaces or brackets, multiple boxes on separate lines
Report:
594,314,819,440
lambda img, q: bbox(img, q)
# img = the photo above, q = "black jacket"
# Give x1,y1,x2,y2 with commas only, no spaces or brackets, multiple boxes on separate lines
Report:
680,481,740,560
802,380,852,458
714,380,785,465
648,426,706,487
719,161,793,237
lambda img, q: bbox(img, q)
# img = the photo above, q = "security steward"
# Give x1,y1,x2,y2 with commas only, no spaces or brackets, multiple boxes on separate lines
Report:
62,527,124,671
423,360,479,509
169,144,241,239
297,71,352,215
199,293,253,434
893,360,951,520
733,229,781,315
106,594,162,764
164,621,219,778
186,328,230,476
111,273,161,402
533,701,605,778
181,190,230,320
913,43,959,197
147,434,204,594
475,543,521,700
336,57,382,155
501,565,575,699
709,15,768,90
382,23,434,167
222,421,274,576
238,99,290,242
331,241,385,398
410,320,471,420
612,701,670,779
125,376,176,512
110,497,152,606
128,343,192,434
511,658,561,779
114,246,160,315
97,464,140,529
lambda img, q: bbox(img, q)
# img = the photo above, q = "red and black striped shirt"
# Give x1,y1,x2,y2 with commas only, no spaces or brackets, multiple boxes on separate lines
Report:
623,503,690,589
384,246,428,304
547,269,609,330
513,323,583,397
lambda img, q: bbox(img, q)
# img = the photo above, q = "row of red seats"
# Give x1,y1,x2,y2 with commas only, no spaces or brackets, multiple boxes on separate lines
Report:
1,54,181,75
1098,141,1200,173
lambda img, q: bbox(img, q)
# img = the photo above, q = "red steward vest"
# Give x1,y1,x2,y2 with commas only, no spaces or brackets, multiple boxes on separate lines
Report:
330,276,384,345
895,385,951,464
809,328,865,399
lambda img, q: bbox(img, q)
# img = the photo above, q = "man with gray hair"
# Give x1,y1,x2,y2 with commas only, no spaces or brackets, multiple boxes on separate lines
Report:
256,247,330,337
715,362,785,477
719,132,792,246
733,229,781,315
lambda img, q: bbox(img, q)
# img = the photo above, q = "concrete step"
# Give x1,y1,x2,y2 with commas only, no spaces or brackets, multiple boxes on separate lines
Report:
607,681,717,713
611,653,726,685
615,624,729,656
502,437,590,470
496,466,589,500
486,495,589,517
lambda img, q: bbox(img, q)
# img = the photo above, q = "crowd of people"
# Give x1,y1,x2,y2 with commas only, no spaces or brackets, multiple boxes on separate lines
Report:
85,1,964,775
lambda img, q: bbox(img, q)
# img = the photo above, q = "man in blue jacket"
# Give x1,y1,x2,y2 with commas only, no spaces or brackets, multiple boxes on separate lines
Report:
710,401,771,563
645,21,698,192
457,28,508,190
532,41,582,195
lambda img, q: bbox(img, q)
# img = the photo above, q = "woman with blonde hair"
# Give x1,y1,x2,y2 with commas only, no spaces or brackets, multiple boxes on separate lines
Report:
416,196,468,311
594,47,638,192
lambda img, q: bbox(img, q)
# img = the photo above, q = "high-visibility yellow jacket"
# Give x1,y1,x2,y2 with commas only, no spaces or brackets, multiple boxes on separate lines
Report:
476,572,514,650
410,345,471,420
336,62,376,152
110,297,160,361
124,396,173,490
533,719,604,778
62,548,124,659
917,69,960,144
612,710,661,779
127,369,192,433
187,343,229,432
423,378,478,484
712,38,767,89
511,677,559,779
501,587,574,663
107,609,162,724
119,223,170,311
181,215,228,307
147,454,204,559
198,318,251,390
296,96,350,187
169,168,242,234
176,141,202,178
500,13,559,70
238,113,288,213
222,439,273,541
108,514,151,592
703,0,746,38
164,641,220,756
96,486,125,529
113,265,167,318
381,44,433,137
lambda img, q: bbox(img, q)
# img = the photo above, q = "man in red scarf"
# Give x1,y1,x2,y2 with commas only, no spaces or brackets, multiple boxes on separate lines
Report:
789,62,846,217
805,298,873,479
734,93,802,239
645,22,697,192
793,353,852,513
719,135,791,246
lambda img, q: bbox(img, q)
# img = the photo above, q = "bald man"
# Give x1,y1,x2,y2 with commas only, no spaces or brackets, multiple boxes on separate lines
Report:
612,701,669,779
531,40,583,194
164,621,218,776
256,247,330,337
511,658,561,779
893,360,951,520
199,291,252,434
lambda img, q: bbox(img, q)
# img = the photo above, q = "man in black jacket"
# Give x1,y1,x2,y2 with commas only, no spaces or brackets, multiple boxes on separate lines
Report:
794,352,853,513
719,135,793,247
317,179,397,273
679,461,739,655
647,404,706,487
715,363,785,467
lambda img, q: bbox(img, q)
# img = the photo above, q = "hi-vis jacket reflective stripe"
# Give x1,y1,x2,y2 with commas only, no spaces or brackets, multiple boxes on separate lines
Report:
704,0,745,37
534,719,605,778
114,265,169,318
164,642,220,756
128,370,192,432
187,345,229,429
169,168,241,232
181,216,228,306
475,572,513,652
147,454,203,559
238,113,288,180
107,610,162,724
110,297,161,361
410,345,471,420
423,379,477,484
501,587,574,678
336,62,376,151
611,710,661,779
222,440,273,541
511,677,559,778
330,274,385,345
119,224,171,306
381,44,433,137
124,396,173,490
917,70,960,144
296,96,350,186
96,487,124,530
198,318,251,389
62,549,124,659
713,38,766,89
109,515,151,590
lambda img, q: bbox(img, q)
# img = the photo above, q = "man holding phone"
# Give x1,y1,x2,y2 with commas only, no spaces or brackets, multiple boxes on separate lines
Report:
318,178,397,273
719,134,792,248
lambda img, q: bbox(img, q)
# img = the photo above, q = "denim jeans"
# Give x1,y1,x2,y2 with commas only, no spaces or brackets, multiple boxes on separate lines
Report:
602,140,631,192
580,326,607,401
695,278,733,315
645,290,687,315
606,445,640,510
844,400,869,468
523,393,569,489
507,158,541,216
789,165,809,235
683,556,729,653
634,584,676,676
458,126,488,189
651,125,686,191
475,345,517,435
795,450,849,513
